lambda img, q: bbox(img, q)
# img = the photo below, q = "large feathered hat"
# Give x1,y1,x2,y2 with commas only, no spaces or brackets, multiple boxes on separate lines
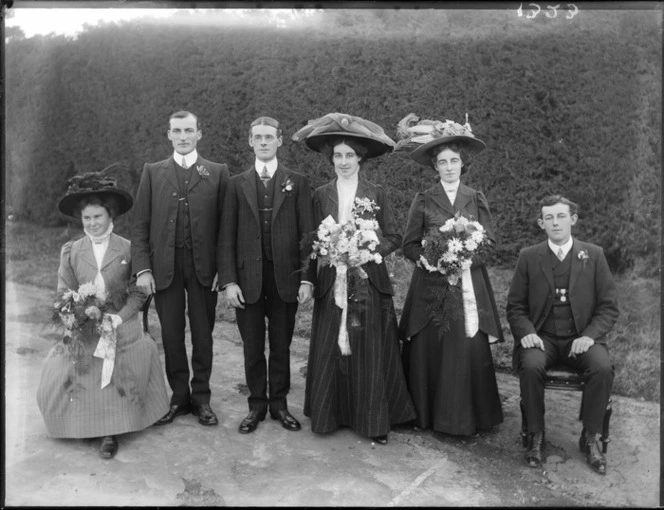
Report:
292,112,396,158
58,163,133,218
395,113,486,166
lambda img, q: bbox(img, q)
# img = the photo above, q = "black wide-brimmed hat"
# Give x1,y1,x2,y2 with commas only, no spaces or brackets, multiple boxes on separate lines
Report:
292,112,396,159
58,163,133,218
395,113,486,166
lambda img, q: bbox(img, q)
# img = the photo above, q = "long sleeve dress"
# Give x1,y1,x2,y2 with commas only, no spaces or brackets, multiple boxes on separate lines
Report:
399,182,504,436
37,233,169,438
304,177,416,437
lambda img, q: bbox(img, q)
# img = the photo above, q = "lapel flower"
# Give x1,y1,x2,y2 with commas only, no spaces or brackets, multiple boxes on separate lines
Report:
196,165,210,178
578,249,589,267
281,177,295,193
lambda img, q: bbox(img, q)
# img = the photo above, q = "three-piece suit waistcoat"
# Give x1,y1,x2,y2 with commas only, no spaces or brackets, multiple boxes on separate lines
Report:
540,249,578,337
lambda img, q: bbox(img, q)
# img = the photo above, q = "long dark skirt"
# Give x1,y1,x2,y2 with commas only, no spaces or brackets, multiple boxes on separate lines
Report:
402,318,503,436
304,278,416,437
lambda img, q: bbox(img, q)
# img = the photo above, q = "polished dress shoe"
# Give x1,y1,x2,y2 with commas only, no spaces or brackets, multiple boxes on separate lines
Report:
580,433,607,475
525,431,544,468
155,404,191,425
372,435,388,445
192,404,219,426
238,410,266,434
99,436,118,459
270,409,301,431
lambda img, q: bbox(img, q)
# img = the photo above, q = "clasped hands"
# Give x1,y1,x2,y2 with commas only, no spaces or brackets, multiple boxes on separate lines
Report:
224,282,313,309
520,333,595,358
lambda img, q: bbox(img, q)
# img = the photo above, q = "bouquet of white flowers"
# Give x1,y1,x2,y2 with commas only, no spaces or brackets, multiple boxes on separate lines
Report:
417,212,488,334
310,197,383,354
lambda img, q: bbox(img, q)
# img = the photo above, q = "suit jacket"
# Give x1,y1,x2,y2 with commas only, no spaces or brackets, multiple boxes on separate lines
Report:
218,164,314,304
506,239,619,370
58,233,146,323
308,177,401,299
398,182,503,341
131,155,229,291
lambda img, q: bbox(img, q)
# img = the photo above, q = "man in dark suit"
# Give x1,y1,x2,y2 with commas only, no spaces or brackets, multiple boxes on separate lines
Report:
219,116,314,434
131,111,229,426
507,195,619,475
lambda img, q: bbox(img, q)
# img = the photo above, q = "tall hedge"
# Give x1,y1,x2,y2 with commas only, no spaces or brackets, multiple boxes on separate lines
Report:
5,9,661,274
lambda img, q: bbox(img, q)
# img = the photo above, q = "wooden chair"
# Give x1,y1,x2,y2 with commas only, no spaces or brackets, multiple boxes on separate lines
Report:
520,363,613,453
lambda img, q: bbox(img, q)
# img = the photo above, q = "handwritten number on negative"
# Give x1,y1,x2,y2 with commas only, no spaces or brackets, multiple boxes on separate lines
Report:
517,3,578,20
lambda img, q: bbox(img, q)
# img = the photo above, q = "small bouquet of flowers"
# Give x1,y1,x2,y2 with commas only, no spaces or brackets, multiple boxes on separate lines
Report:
52,282,118,388
417,212,488,332
310,197,383,354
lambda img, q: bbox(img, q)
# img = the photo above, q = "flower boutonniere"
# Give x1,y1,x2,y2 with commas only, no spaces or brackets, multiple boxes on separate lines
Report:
577,249,589,267
196,165,210,178
281,177,295,193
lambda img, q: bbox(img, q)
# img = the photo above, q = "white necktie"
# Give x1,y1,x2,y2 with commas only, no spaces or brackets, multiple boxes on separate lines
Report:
557,248,565,261
181,156,188,169
260,166,270,187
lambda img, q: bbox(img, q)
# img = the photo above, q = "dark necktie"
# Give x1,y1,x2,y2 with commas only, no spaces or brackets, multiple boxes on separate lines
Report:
260,166,270,187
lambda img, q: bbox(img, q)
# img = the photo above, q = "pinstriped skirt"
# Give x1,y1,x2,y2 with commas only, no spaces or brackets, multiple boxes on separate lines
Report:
304,276,416,437
36,316,169,438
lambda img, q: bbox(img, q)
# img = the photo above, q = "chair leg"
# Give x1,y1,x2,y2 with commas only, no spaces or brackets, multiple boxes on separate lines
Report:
600,398,612,453
520,399,528,447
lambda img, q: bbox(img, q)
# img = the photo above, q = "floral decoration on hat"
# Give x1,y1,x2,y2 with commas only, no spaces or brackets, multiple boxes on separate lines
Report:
292,112,396,159
395,113,486,166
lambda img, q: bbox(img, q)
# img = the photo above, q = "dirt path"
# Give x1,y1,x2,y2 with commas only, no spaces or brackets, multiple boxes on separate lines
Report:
4,282,660,506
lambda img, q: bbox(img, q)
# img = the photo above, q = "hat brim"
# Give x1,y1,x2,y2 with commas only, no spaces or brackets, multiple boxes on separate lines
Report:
409,135,486,166
58,189,133,218
304,133,393,159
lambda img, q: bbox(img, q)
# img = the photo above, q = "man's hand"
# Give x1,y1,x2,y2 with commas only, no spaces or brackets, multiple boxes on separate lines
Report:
137,272,156,295
298,283,313,304
224,283,245,309
520,333,545,350
569,336,595,358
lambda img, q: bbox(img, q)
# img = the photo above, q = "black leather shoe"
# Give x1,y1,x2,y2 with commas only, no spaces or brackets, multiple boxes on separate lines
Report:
239,410,266,434
525,431,544,468
580,433,607,475
192,404,219,426
155,404,191,425
270,409,301,431
372,434,388,445
99,436,118,459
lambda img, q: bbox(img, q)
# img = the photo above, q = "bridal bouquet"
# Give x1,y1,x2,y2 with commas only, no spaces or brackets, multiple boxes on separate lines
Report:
310,197,382,355
310,197,383,275
52,282,118,387
417,212,487,332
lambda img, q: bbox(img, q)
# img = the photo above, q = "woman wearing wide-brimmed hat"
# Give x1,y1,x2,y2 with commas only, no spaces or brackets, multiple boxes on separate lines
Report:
293,113,415,444
36,167,169,459
397,114,504,436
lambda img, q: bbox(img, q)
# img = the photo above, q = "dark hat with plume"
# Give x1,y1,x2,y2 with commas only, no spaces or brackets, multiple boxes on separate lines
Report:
292,112,396,159
395,113,486,166
58,163,133,218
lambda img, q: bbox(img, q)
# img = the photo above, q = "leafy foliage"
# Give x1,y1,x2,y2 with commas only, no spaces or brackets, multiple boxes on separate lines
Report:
5,9,661,274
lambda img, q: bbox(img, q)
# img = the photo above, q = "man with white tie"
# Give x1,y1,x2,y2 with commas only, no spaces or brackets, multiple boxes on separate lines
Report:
218,116,314,435
131,111,229,427
507,195,619,474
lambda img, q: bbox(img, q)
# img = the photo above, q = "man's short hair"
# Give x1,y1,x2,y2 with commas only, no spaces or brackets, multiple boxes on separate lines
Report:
169,111,199,130
539,195,579,217
249,116,282,138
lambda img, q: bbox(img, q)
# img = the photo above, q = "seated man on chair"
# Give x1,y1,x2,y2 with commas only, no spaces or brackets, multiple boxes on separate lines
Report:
506,195,619,474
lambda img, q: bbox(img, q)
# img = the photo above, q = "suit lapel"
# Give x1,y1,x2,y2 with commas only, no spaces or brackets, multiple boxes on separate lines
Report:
100,234,123,270
324,180,340,221
537,242,555,294
79,237,99,272
569,239,583,292
454,184,473,213
431,182,455,216
165,157,180,192
271,165,287,220
240,167,261,226
187,158,202,191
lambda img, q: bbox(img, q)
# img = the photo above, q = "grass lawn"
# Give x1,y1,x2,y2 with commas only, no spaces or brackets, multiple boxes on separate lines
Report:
6,220,660,402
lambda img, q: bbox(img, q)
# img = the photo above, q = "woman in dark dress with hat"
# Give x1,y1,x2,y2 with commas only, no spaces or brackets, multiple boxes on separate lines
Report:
293,113,415,444
36,168,169,458
397,115,504,436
